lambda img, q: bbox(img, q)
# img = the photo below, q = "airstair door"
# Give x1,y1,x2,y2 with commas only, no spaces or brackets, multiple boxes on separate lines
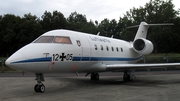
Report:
77,34,91,62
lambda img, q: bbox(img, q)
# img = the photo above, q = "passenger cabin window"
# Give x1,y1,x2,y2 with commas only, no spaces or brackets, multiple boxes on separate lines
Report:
106,46,109,51
53,36,72,44
116,47,119,52
101,45,103,51
121,48,123,52
112,47,114,51
95,44,98,50
34,36,54,43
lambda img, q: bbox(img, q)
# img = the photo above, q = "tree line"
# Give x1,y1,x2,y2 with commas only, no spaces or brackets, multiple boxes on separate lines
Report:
0,0,180,57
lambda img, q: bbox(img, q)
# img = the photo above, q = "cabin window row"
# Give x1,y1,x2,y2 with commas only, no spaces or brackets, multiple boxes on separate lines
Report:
94,44,123,52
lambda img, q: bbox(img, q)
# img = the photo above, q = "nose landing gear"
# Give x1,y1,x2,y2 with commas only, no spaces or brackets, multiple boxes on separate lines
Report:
34,73,45,93
34,84,45,93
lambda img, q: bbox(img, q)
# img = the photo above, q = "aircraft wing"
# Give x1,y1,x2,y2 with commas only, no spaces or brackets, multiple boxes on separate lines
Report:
106,63,180,71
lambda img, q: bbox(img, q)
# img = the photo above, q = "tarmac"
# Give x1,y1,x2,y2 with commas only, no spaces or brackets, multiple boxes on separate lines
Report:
0,71,180,101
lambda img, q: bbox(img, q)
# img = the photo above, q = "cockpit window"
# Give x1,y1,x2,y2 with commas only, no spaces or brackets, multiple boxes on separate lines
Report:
34,36,54,43
53,36,72,44
33,36,72,44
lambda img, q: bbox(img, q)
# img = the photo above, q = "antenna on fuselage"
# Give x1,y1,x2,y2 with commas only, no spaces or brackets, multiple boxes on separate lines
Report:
97,32,100,36
111,35,114,38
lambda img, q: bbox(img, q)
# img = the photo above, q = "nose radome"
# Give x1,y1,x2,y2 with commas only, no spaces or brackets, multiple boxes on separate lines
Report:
5,59,10,66
5,52,24,67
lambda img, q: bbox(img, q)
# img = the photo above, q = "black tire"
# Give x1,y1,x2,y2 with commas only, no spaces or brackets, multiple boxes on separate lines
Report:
39,84,45,93
91,73,95,80
95,73,99,80
123,74,130,81
34,84,40,93
91,73,99,81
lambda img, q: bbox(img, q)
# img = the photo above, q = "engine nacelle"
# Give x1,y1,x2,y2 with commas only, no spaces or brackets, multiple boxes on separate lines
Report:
133,38,154,55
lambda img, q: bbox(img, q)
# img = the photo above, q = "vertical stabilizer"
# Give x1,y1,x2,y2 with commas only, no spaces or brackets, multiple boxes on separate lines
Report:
134,22,148,41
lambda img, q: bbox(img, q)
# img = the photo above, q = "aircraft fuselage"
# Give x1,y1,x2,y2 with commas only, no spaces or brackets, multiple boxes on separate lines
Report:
6,29,141,73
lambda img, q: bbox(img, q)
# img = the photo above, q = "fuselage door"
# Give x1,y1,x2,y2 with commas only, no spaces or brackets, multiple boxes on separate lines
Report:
76,34,91,62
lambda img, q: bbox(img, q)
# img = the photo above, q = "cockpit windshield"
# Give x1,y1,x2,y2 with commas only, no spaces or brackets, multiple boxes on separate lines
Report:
53,36,72,44
34,36,54,43
33,36,72,44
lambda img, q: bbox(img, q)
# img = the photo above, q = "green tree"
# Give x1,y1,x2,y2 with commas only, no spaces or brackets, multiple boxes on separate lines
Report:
18,13,43,47
0,15,3,55
0,13,43,56
145,0,178,23
98,18,110,36
121,0,180,53
124,7,146,24
0,14,22,56
67,11,97,34
117,17,135,41
41,10,67,32
145,0,179,53
1,0,180,56
98,18,119,37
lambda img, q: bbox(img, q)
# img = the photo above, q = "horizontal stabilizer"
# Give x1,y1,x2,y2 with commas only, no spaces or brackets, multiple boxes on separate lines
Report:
146,23,174,26
127,23,174,28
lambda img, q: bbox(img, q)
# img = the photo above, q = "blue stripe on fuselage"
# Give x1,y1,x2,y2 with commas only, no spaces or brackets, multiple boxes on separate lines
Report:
72,56,142,61
11,56,142,64
11,57,52,64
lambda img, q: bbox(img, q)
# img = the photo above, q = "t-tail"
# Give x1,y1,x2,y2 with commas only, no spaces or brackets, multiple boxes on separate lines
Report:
129,22,173,55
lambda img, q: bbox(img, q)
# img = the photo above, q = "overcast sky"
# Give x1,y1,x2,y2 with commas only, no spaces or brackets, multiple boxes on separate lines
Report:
0,0,179,22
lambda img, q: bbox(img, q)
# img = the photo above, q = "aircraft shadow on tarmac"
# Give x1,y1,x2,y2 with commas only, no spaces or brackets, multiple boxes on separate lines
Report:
52,76,180,89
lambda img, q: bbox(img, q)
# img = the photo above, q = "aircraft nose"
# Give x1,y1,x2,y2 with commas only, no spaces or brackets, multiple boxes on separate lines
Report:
5,52,24,69
5,59,10,66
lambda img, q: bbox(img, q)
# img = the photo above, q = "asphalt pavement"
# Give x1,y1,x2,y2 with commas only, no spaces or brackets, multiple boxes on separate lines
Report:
0,71,180,101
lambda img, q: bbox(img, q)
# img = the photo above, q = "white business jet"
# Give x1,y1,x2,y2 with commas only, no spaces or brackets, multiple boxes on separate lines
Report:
5,22,180,93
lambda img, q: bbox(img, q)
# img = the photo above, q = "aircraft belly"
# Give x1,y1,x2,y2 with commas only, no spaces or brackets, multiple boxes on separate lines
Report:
51,62,106,73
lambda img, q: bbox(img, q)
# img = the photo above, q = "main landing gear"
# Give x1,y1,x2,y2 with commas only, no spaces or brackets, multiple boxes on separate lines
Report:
85,73,100,80
91,73,99,80
123,70,136,81
87,71,135,82
34,73,45,93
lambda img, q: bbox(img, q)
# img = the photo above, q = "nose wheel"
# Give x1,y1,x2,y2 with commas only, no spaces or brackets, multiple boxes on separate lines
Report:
34,84,45,93
34,73,45,93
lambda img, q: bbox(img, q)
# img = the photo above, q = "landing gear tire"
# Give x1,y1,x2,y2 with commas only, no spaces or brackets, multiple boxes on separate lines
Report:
39,84,45,93
123,70,135,82
34,84,45,93
34,73,45,93
34,84,40,92
91,73,99,81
